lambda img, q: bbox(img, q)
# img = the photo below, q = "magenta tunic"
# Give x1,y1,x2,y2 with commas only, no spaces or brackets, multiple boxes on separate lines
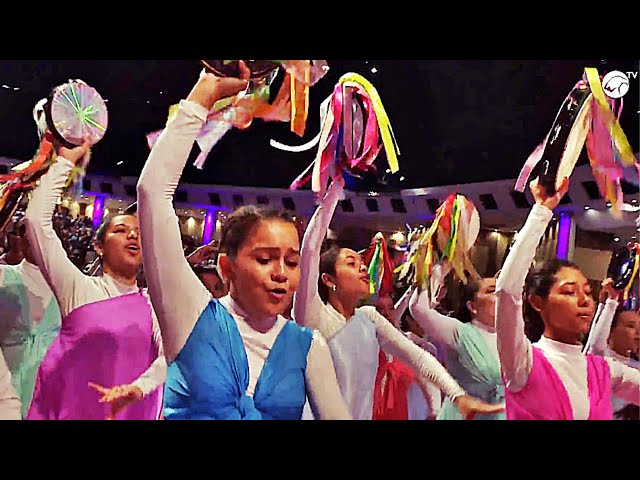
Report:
26,292,162,420
504,347,612,420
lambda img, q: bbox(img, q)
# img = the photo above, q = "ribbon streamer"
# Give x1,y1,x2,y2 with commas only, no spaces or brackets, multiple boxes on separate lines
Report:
515,67,638,217
289,72,400,200
146,61,328,170
397,194,479,296
362,237,395,299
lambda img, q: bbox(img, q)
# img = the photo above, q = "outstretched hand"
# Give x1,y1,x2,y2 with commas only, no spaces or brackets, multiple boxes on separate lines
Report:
89,382,144,420
454,395,505,420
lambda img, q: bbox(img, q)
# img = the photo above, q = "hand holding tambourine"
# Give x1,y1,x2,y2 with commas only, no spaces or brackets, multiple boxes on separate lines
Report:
0,79,108,234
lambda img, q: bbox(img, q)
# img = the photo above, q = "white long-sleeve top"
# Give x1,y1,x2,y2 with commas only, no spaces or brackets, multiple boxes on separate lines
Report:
292,179,466,402
496,203,640,419
584,299,619,357
390,290,442,417
0,349,21,420
136,99,350,420
23,158,166,397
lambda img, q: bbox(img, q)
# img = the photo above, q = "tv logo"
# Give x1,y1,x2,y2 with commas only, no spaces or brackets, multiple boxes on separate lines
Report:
602,70,637,99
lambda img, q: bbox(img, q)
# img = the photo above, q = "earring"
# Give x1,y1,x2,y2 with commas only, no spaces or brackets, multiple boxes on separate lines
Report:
332,285,337,292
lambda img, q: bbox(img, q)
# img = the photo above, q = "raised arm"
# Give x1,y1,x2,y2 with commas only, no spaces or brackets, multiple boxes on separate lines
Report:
584,279,620,356
584,301,605,352
137,72,247,363
409,286,462,348
292,178,344,335
584,300,619,356
496,177,568,392
305,331,352,419
392,286,413,328
23,155,93,316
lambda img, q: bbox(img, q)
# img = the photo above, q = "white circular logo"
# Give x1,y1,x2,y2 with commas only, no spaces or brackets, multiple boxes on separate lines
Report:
602,70,630,99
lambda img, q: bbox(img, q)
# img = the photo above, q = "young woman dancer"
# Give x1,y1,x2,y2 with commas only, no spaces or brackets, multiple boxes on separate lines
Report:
496,177,640,420
24,143,165,420
293,178,505,420
373,292,441,420
0,221,61,417
408,274,506,420
584,279,639,419
136,65,350,420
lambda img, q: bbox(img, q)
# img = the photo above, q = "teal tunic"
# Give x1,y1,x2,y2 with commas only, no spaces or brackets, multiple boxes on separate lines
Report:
0,266,61,417
437,322,505,421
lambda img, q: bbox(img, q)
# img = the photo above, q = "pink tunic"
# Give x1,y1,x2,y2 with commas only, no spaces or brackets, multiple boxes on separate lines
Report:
504,347,612,420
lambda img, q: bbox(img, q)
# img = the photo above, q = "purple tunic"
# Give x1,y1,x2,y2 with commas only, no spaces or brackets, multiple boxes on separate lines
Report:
26,292,162,420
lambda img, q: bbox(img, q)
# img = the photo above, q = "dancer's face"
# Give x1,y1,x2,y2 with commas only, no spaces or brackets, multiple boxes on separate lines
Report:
610,311,640,359
330,248,370,301
529,266,595,343
467,278,497,328
376,294,396,324
94,215,142,278
222,219,300,320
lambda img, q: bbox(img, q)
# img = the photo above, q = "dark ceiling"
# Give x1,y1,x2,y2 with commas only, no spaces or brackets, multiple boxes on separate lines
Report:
0,59,637,192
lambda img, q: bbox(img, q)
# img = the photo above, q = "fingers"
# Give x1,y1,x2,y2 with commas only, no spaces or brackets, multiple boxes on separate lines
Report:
483,402,506,414
95,385,136,404
555,176,570,199
81,139,92,154
88,382,108,395
237,60,251,81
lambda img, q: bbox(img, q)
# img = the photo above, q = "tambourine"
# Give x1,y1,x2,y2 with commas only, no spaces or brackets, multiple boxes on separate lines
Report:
342,84,367,161
201,60,280,81
535,82,592,195
0,80,106,235
608,243,640,292
288,73,400,198
44,80,108,148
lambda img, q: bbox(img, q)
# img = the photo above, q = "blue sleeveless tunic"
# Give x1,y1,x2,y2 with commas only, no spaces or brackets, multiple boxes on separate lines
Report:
164,299,313,420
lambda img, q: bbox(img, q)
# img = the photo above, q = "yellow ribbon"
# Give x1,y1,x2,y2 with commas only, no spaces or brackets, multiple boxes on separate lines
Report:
291,65,310,137
447,197,467,282
338,73,401,173
167,104,180,124
584,67,636,167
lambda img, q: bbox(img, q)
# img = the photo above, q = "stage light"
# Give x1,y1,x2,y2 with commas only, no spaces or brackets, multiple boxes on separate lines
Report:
556,212,571,260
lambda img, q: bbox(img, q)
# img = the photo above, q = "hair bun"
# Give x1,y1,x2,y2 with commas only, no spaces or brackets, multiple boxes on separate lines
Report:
320,238,341,255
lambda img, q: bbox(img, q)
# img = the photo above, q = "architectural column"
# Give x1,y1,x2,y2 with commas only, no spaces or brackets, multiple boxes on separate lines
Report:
556,211,576,261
